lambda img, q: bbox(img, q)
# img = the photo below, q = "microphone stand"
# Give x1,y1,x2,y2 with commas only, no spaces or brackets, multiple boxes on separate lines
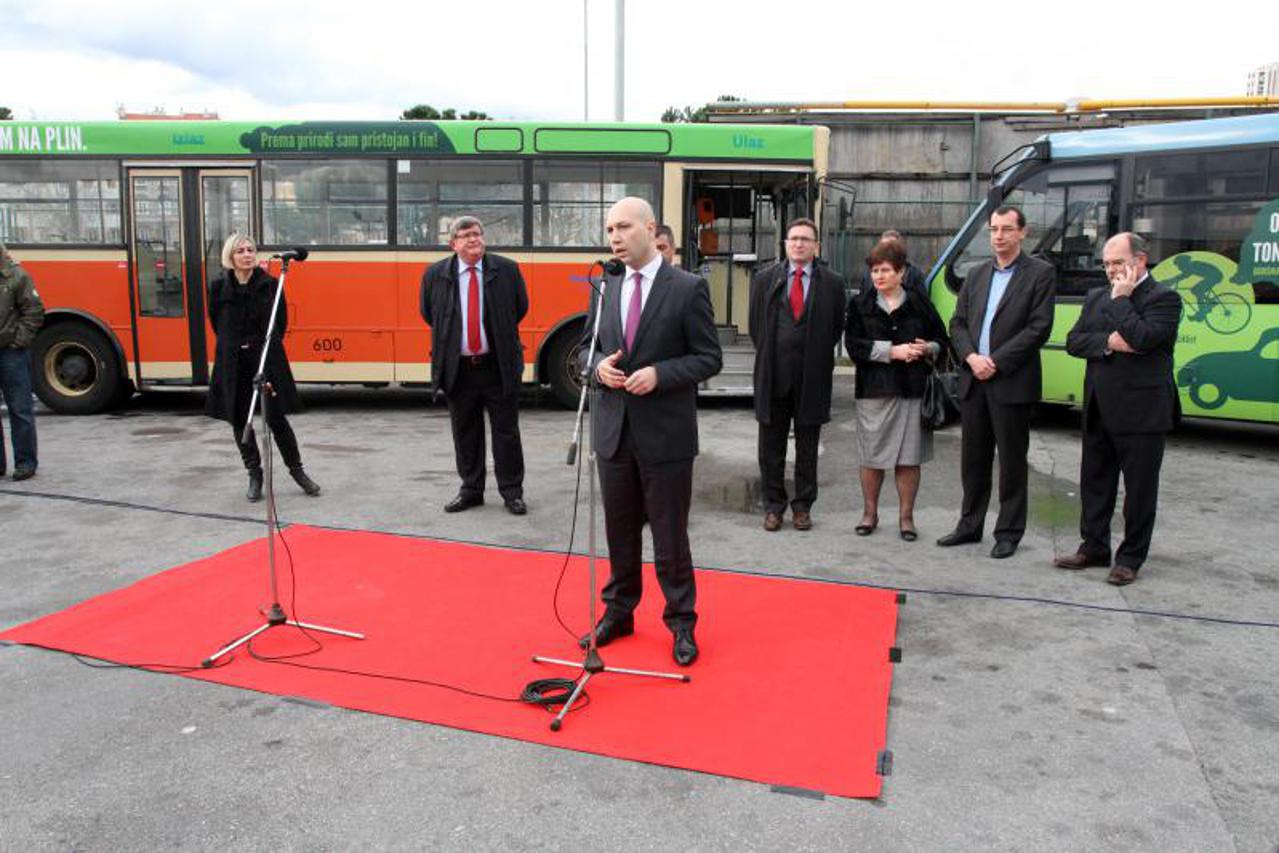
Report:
202,255,364,667
532,263,688,731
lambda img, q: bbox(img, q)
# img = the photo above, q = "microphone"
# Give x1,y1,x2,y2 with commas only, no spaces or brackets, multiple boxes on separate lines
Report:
272,247,310,262
602,258,625,276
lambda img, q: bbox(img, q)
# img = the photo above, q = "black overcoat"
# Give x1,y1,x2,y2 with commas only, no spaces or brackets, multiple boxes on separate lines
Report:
205,267,301,422
844,284,949,399
747,259,848,426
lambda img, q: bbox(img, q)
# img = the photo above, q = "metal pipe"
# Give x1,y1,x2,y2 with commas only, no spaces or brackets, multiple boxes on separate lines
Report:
614,0,624,121
703,96,1279,114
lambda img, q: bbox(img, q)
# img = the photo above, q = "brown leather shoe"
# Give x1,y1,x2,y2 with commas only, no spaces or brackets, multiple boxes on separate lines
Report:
1106,565,1138,586
763,511,783,532
1054,549,1111,570
792,510,813,531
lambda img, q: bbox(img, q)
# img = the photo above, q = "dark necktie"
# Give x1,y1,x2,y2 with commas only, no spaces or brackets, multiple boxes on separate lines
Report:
466,266,481,354
789,267,805,320
624,272,644,352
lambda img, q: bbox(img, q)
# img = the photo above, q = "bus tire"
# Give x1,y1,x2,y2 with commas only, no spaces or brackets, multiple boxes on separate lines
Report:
31,323,123,415
545,324,587,409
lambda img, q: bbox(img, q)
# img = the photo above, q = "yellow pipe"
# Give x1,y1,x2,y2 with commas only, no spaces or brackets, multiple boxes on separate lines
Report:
706,97,1279,114
1072,97,1279,111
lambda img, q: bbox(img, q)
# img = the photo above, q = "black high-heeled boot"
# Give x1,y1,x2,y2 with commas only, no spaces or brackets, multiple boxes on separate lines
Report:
290,466,321,496
246,466,264,502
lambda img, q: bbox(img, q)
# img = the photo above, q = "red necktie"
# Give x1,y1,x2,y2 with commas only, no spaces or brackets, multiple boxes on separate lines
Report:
466,266,482,354
789,267,805,320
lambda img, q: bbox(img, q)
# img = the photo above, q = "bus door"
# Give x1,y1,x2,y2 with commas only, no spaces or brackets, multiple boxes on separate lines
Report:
685,168,811,338
126,167,253,388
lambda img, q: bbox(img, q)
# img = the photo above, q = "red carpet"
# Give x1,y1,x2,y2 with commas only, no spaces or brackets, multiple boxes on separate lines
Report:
0,526,899,798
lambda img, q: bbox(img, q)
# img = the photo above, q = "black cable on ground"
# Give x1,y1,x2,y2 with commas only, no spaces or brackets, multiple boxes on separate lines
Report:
4,485,1277,631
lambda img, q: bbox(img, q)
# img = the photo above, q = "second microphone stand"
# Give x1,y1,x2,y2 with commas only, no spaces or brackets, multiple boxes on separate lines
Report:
531,264,688,731
202,255,364,667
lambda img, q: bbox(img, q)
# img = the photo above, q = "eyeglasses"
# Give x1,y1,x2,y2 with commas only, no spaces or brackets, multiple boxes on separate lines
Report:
1101,259,1132,270
786,236,817,243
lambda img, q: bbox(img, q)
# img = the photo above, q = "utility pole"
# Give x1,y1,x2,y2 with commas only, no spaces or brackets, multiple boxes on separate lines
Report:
583,0,589,121
614,0,625,121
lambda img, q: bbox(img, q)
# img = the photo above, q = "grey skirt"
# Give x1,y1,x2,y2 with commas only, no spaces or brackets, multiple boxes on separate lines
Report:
855,396,933,469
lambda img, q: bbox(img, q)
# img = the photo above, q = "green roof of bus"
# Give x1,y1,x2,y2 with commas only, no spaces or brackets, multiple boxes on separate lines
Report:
0,120,818,161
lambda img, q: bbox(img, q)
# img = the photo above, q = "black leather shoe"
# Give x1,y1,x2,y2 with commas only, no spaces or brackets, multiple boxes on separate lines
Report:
990,540,1018,559
673,628,699,667
936,529,981,547
444,493,484,513
290,467,321,496
505,497,527,515
246,467,263,502
579,614,634,649
12,466,35,482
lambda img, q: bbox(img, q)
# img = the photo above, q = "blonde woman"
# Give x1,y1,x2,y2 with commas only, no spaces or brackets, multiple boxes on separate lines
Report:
205,233,319,501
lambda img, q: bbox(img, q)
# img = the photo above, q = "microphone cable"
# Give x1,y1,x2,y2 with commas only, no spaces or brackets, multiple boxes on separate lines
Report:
244,504,587,713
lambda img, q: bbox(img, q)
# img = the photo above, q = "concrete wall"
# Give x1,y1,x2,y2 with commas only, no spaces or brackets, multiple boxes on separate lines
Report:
715,108,1275,278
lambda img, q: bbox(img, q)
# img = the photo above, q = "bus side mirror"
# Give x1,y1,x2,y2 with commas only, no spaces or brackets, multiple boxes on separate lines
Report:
986,186,1004,211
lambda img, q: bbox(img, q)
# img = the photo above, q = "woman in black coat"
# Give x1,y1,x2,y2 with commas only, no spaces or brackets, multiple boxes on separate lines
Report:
206,233,319,501
844,239,948,541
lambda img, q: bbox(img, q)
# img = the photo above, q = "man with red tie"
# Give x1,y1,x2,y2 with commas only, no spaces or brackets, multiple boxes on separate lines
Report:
748,218,848,532
420,216,529,515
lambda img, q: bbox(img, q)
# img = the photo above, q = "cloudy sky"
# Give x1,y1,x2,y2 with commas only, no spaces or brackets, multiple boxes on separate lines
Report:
3,0,1275,122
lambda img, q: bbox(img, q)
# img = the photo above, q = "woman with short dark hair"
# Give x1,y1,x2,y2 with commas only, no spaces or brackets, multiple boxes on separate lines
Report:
844,239,948,540
206,233,319,501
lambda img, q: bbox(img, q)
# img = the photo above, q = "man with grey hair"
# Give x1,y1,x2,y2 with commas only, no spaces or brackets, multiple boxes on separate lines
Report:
1058,232,1180,585
420,216,530,515
852,230,928,299
0,241,45,480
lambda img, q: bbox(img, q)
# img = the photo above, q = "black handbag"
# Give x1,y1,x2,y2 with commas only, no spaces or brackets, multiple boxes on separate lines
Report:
920,357,961,430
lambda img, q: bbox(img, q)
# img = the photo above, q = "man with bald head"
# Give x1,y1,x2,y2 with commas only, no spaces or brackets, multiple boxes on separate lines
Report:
1059,233,1180,585
578,197,722,665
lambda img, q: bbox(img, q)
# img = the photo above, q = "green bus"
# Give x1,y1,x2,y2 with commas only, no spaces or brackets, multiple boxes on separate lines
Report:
928,112,1279,424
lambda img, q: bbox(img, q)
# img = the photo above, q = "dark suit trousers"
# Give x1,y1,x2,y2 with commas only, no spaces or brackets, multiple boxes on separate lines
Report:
958,381,1032,542
758,394,821,514
446,359,524,501
596,417,697,631
1079,400,1165,571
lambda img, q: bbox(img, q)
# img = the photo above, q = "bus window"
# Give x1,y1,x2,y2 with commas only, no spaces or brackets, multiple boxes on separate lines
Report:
396,160,524,247
1135,150,1268,200
262,160,388,246
0,160,121,245
532,160,659,247
945,164,1115,298
1134,199,1276,305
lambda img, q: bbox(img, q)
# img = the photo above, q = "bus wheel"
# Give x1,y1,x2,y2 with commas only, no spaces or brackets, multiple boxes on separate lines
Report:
545,325,586,409
1188,381,1227,410
31,323,123,415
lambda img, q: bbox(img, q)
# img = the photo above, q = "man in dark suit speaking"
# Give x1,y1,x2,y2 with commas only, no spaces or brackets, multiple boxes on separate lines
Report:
420,216,529,516
579,197,722,666
1057,233,1181,585
939,205,1056,559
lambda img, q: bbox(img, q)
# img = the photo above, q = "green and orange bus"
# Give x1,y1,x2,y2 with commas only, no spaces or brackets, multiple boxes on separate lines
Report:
0,119,828,412
929,112,1279,424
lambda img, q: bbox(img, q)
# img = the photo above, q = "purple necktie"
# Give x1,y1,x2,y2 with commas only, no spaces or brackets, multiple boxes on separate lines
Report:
624,272,643,351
